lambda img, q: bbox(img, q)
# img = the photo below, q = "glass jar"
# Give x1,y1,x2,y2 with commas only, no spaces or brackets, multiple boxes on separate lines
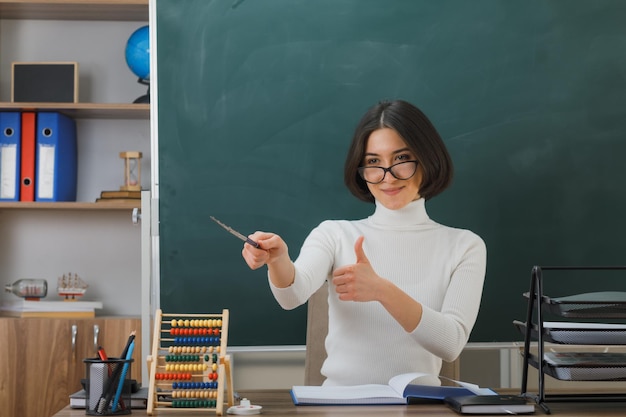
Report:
5,279,48,299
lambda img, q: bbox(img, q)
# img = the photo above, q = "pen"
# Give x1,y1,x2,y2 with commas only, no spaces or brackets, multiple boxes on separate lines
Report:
95,331,136,414
97,346,107,360
210,216,260,248
120,330,136,359
96,361,123,414
97,346,111,375
98,346,126,410
111,340,135,412
98,346,127,410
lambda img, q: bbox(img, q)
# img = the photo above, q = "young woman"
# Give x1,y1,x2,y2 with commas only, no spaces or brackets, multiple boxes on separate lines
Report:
242,99,487,386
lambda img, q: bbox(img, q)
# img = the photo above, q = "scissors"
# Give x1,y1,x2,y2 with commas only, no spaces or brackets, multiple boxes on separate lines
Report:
210,216,260,248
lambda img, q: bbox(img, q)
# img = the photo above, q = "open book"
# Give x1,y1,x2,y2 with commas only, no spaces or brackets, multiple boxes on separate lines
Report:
291,373,496,405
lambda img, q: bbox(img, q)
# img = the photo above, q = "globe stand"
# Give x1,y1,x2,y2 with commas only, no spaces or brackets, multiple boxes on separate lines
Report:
133,78,150,104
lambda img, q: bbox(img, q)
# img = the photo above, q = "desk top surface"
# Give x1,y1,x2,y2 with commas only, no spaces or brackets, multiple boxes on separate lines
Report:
52,389,626,416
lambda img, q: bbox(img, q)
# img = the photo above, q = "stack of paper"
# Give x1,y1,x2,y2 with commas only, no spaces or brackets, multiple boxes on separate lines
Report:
96,190,141,206
0,299,103,318
69,386,149,409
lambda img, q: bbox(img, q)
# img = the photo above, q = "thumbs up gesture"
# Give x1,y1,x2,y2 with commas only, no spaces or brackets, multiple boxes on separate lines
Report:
353,235,369,266
332,236,382,302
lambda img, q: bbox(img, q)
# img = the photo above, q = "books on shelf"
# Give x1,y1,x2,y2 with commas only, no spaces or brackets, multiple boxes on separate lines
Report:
95,190,142,206
0,299,103,318
95,198,142,205
69,386,149,409
99,190,141,199
290,372,496,405
444,395,535,415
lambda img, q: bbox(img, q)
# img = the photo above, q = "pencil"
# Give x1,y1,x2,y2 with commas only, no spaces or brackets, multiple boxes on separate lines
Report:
111,340,135,412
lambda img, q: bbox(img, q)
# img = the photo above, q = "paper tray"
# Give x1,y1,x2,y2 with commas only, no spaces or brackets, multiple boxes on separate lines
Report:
544,366,626,381
514,320,626,344
524,291,626,318
528,353,626,381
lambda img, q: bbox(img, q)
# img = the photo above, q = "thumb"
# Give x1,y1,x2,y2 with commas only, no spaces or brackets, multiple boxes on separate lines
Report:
354,236,369,264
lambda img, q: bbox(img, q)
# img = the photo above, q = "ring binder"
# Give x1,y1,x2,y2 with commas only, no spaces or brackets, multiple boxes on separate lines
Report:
35,112,77,202
0,111,21,201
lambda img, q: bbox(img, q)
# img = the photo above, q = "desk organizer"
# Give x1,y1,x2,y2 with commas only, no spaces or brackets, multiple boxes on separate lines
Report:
515,266,626,413
84,357,134,415
146,309,234,415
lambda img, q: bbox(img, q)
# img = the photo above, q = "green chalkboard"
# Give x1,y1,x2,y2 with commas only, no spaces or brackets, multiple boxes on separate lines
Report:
156,0,626,346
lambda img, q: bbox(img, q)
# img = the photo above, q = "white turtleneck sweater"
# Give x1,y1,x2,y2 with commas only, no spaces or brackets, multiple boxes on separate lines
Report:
268,198,486,386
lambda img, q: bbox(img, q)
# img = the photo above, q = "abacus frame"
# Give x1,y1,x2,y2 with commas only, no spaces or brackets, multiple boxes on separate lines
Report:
146,309,234,415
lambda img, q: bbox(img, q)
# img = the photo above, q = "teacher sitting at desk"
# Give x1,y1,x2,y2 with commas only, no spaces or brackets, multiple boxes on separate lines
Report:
242,99,487,386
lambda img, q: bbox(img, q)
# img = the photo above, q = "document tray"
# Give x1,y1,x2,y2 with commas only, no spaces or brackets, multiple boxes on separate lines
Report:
527,352,626,381
513,320,626,345
523,291,626,318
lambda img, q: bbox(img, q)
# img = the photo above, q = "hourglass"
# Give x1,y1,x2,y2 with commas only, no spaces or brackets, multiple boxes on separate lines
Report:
120,151,142,191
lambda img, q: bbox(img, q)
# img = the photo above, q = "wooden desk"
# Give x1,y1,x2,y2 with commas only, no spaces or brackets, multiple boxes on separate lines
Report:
52,389,626,416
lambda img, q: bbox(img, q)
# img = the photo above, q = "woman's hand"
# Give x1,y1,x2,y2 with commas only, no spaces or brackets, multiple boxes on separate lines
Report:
241,231,288,269
331,236,385,302
333,235,423,331
241,231,295,288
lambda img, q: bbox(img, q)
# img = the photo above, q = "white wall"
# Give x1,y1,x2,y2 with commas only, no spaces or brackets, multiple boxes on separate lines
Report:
0,210,141,315
0,19,147,104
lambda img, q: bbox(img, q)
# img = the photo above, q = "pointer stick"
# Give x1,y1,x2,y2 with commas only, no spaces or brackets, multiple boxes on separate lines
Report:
210,216,260,248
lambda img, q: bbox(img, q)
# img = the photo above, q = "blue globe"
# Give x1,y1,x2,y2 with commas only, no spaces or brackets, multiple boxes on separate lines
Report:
125,25,150,81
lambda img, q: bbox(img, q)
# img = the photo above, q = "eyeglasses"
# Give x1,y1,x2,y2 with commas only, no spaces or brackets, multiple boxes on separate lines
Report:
357,161,418,184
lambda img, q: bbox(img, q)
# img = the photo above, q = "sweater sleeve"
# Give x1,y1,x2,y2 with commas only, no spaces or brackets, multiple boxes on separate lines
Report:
268,221,336,310
410,231,487,362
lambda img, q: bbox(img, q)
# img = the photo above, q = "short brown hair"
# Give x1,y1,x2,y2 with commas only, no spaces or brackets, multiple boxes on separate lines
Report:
344,99,453,203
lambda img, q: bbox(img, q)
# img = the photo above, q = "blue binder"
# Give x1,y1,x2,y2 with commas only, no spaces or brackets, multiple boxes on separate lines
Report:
35,112,77,202
0,112,22,201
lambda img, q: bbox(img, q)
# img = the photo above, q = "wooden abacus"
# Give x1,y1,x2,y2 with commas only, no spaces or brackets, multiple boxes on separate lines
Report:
146,309,234,415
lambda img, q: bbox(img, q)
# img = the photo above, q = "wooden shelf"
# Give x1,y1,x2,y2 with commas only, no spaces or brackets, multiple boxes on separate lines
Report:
0,201,141,210
0,102,150,119
0,0,149,21
0,5,148,415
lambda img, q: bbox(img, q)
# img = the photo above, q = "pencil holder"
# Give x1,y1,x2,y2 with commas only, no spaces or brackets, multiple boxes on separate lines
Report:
84,357,134,415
